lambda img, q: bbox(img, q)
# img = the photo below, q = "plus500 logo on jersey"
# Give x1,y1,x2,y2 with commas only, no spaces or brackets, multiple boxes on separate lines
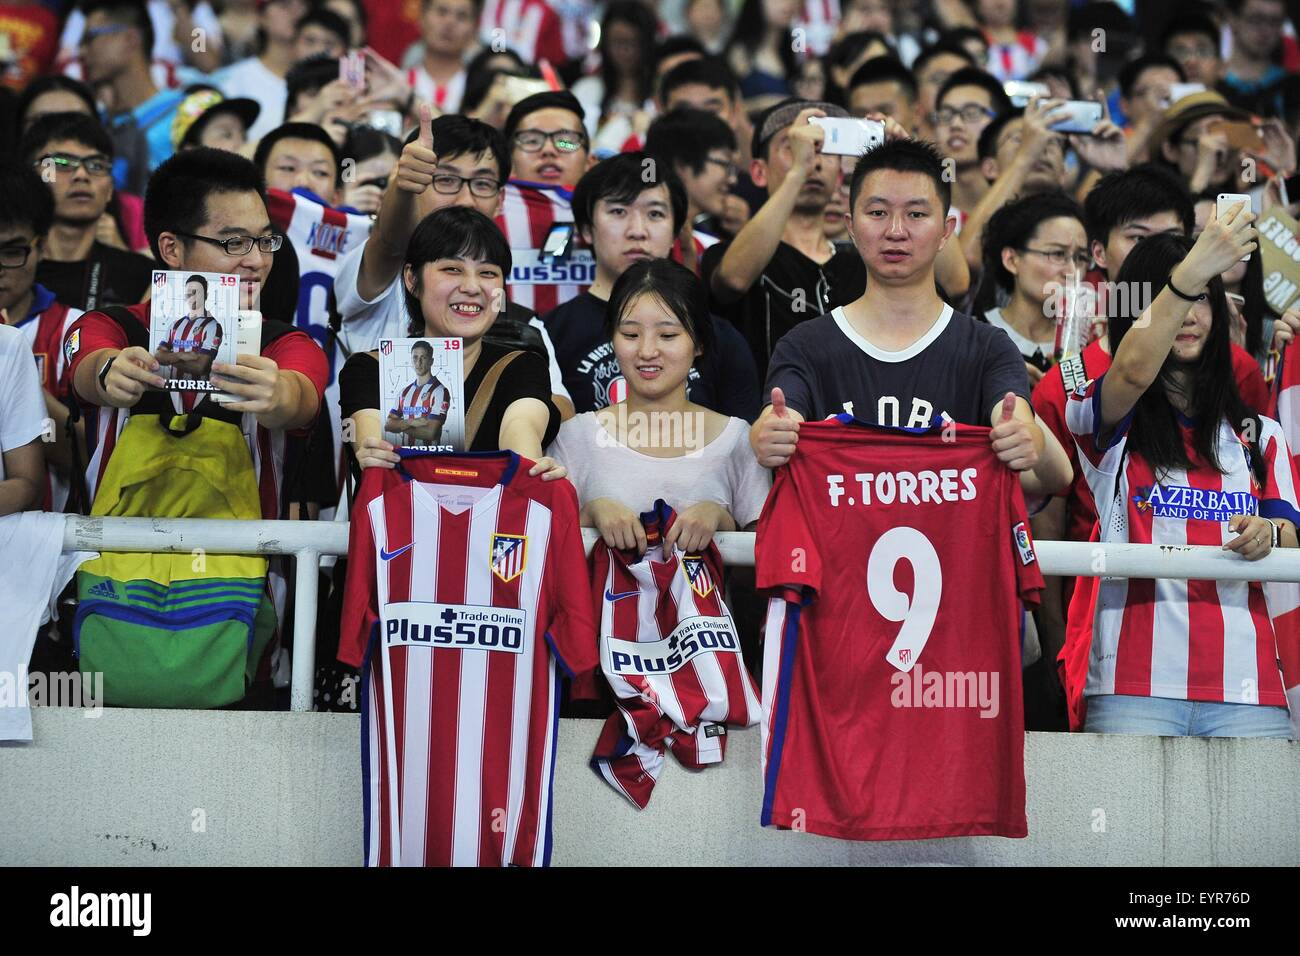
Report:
603,616,740,676
384,602,527,653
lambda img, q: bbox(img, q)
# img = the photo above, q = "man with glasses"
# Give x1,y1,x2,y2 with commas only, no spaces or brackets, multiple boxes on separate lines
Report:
909,40,977,143
1221,0,1293,112
644,106,741,259
931,68,1011,237
1161,13,1225,88
20,112,154,313
63,147,328,518
498,91,595,318
335,109,572,416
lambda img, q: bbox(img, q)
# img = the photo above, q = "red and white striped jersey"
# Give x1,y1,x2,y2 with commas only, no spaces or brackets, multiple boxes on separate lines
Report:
1268,345,1300,734
16,287,80,400
339,450,598,867
797,0,840,57
1067,374,1300,705
496,181,587,315
165,313,222,354
478,0,566,67
590,500,760,808
393,377,450,421
406,65,467,113
984,31,1050,83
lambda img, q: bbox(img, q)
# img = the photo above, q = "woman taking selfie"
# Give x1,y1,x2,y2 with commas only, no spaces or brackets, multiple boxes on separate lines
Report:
338,206,564,481
1066,205,1300,738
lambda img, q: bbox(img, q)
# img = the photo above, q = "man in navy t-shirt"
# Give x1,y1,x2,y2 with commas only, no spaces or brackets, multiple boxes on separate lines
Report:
751,137,1071,497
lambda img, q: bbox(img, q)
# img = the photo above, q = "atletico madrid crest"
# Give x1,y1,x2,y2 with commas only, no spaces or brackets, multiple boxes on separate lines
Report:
380,339,393,355
682,555,714,598
490,533,528,583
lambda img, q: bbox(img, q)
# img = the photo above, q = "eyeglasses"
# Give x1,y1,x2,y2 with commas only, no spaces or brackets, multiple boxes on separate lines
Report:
931,105,997,126
82,23,131,44
431,172,503,198
0,241,36,269
703,156,739,180
1021,246,1092,269
36,153,113,177
176,232,284,255
512,129,588,153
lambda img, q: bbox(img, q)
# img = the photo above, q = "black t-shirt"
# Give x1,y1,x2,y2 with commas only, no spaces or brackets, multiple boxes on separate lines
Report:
338,339,560,463
766,305,1031,427
37,242,154,312
702,239,866,383
541,290,762,421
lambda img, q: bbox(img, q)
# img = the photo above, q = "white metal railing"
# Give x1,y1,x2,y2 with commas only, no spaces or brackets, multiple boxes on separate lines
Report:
62,516,1300,712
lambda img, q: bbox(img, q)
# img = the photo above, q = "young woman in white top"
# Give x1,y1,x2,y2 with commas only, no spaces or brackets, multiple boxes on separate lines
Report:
548,258,769,553
979,190,1091,386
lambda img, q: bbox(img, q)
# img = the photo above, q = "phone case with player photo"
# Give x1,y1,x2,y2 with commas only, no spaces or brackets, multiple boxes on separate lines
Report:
378,337,467,451
148,270,240,394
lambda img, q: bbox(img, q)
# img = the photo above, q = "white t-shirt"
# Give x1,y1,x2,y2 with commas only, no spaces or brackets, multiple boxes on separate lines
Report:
984,307,1054,364
547,411,771,526
334,237,570,402
0,324,46,483
216,56,286,141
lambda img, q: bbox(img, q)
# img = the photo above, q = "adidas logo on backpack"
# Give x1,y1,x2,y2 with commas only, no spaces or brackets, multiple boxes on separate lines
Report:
87,580,118,599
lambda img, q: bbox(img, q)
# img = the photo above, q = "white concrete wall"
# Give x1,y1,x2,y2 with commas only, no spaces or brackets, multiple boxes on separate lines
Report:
1,708,1297,866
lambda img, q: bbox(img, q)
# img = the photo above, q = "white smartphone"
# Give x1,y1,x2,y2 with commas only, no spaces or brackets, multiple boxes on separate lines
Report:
1004,81,1050,108
1217,192,1254,262
810,116,885,156
1048,100,1103,134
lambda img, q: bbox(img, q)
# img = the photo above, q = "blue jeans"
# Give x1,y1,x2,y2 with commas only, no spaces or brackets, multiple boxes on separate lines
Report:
1084,694,1293,739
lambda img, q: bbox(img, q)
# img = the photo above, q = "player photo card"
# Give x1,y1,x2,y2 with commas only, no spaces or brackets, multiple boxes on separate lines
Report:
147,270,240,393
378,337,466,450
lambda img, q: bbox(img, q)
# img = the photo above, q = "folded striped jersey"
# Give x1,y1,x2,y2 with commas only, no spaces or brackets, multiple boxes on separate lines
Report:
590,500,760,808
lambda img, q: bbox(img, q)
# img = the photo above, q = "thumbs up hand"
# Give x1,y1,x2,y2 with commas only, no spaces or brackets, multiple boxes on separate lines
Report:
753,387,802,468
395,103,439,195
989,391,1040,472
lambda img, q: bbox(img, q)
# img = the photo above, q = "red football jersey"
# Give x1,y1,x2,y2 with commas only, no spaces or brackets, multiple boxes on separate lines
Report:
590,501,761,809
756,417,1043,841
339,450,598,867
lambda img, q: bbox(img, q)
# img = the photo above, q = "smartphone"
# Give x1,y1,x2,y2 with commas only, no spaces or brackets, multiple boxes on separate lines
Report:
1208,119,1265,152
501,75,552,106
1004,81,1050,108
364,109,403,138
1048,100,1103,134
1167,82,1206,105
1217,192,1253,262
809,116,885,156
541,223,574,262
339,50,366,91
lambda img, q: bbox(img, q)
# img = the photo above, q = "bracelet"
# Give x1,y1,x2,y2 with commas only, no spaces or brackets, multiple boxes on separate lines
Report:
96,356,116,393
1272,521,1281,549
1166,276,1205,302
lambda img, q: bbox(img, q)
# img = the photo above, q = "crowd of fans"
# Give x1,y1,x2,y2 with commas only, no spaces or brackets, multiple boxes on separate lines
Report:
2,0,1299,738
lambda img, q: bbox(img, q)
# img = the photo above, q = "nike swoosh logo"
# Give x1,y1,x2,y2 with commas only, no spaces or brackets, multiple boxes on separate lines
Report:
380,544,413,561
605,589,639,602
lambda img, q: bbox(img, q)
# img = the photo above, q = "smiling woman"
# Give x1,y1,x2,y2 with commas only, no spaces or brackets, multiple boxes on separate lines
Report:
339,206,565,479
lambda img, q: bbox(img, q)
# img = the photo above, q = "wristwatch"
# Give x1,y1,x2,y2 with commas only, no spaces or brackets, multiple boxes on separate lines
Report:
96,356,116,394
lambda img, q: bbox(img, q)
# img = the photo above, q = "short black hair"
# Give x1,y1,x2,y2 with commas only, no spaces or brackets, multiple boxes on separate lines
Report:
296,6,351,47
82,0,155,59
572,151,689,237
403,114,510,183
343,124,401,165
503,91,586,148
0,162,56,237
1160,12,1222,53
847,56,918,101
1083,163,1194,248
849,138,952,215
977,107,1024,161
942,26,989,55
982,191,1086,292
605,257,715,359
828,31,897,71
185,273,209,295
284,54,340,118
911,39,977,79
411,339,433,355
653,33,708,73
936,67,1012,115
658,55,741,105
644,107,737,176
143,147,266,261
20,111,115,165
402,207,512,335
14,76,98,130
1119,54,1185,100
253,121,344,186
